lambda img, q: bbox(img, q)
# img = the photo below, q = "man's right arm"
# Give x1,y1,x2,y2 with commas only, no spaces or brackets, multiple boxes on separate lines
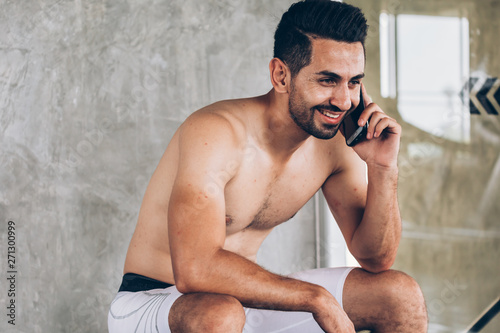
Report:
167,111,354,332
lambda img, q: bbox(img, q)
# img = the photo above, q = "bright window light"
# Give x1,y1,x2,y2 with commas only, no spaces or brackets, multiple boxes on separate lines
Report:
379,12,396,99
395,14,470,143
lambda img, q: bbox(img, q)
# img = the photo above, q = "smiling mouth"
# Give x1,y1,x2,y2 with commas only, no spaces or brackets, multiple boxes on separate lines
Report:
317,108,342,119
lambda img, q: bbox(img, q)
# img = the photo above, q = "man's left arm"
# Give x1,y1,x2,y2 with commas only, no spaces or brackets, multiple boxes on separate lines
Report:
323,84,402,273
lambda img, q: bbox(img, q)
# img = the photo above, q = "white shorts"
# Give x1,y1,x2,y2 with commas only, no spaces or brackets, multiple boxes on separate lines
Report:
108,267,355,333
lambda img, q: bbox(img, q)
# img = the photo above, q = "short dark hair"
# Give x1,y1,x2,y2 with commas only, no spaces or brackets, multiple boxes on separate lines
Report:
274,0,368,76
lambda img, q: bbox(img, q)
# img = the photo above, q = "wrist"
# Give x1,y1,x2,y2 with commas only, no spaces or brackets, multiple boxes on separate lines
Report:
305,285,334,314
366,162,399,195
366,163,399,183
366,161,398,173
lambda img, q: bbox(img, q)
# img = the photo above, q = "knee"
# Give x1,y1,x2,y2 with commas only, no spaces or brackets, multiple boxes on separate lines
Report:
204,295,246,331
379,270,427,320
169,293,245,333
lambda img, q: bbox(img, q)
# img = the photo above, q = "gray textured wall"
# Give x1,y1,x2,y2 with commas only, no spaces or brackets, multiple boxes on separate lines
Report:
0,1,313,332
1,0,499,332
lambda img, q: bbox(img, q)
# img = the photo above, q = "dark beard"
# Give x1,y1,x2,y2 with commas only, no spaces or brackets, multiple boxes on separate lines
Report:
288,86,342,140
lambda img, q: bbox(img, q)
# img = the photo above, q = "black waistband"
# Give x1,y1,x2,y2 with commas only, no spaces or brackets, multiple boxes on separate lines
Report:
118,273,175,292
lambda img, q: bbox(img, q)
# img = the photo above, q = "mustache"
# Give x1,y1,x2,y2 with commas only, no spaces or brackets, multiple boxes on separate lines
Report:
313,104,352,112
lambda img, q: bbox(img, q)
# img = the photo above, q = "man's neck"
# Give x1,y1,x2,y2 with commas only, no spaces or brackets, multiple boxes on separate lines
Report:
261,89,312,162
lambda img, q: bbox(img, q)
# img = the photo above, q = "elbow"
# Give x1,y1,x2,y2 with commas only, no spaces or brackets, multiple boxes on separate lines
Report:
172,247,223,293
356,253,396,274
174,276,193,294
173,262,206,294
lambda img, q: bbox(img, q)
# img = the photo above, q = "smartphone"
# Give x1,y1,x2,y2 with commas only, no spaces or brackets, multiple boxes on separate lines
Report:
342,91,368,147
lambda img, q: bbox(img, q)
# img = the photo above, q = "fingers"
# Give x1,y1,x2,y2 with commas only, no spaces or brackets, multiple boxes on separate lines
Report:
368,115,393,139
360,104,401,140
357,84,401,140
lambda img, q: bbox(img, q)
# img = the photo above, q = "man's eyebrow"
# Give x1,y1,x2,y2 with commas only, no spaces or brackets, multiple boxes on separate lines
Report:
315,71,365,81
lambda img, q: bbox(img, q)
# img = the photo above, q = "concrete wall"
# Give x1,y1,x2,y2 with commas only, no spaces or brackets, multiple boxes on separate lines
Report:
1,0,499,332
0,1,313,332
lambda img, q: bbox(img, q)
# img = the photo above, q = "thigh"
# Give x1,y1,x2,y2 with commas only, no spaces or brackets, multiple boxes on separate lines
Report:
243,267,355,333
108,286,182,333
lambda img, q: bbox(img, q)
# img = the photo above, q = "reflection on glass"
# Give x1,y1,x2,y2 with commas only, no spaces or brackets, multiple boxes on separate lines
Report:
380,12,396,99
381,14,470,143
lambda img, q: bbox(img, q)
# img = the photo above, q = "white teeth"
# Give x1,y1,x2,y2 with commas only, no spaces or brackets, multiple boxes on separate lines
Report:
322,110,340,119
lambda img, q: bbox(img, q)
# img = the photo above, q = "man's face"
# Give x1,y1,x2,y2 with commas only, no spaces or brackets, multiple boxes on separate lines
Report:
288,38,365,140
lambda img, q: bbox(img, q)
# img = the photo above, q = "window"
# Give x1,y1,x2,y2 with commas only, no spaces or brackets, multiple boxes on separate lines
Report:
380,13,470,143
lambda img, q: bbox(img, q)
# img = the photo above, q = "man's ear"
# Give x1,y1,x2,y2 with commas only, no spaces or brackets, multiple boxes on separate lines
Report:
269,58,291,94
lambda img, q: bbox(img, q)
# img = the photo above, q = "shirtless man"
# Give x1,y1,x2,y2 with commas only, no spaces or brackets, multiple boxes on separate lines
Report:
108,1,428,332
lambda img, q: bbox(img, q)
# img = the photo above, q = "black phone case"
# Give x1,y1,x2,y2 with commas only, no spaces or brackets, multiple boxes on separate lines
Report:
343,92,368,147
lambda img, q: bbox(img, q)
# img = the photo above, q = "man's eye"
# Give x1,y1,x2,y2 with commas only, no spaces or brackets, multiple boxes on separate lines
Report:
350,80,361,85
320,79,335,84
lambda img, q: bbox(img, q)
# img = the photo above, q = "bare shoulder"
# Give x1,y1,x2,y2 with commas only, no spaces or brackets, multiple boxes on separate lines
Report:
171,96,267,183
178,97,260,146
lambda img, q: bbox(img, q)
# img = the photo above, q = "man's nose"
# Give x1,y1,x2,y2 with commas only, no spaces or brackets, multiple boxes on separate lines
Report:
329,86,352,112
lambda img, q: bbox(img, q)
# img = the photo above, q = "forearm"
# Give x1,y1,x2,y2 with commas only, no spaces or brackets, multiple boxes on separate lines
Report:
351,164,401,272
174,248,332,313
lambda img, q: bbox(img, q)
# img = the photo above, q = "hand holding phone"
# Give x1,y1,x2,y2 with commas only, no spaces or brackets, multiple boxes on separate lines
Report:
342,91,368,147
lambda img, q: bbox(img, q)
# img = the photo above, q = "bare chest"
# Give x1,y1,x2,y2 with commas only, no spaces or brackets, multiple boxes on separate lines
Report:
223,150,335,233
